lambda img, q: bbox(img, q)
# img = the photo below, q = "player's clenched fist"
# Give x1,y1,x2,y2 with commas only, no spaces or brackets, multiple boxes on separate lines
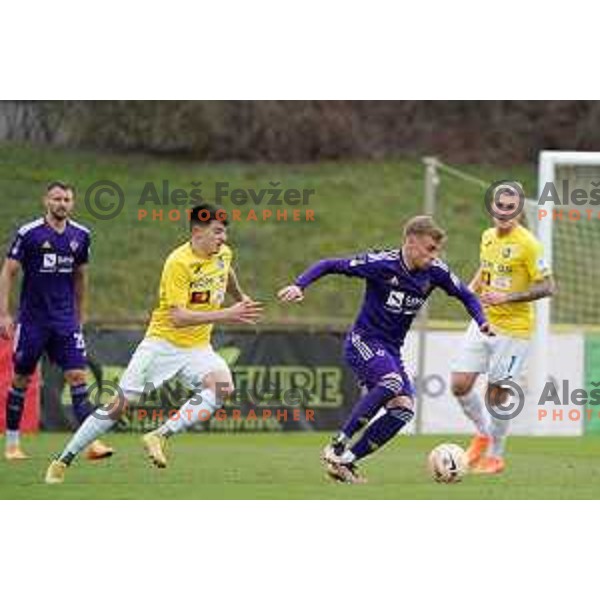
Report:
277,285,304,303
224,299,263,324
478,322,496,337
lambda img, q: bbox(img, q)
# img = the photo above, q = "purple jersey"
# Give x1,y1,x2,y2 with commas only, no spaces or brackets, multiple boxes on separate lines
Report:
296,249,486,351
7,217,91,328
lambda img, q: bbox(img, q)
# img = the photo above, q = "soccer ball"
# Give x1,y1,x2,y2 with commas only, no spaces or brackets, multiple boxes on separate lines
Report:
427,443,466,483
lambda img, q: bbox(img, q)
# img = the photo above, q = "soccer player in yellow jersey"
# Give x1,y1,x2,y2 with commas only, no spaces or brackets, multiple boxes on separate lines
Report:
45,204,262,483
451,185,555,474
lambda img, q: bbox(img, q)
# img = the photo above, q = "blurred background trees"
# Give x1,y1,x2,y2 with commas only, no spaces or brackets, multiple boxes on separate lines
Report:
2,100,599,164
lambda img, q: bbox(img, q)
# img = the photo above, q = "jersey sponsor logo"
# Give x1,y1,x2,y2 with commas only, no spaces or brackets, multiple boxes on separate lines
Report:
191,274,220,289
492,275,512,290
385,290,424,314
190,290,211,304
43,254,57,269
41,254,75,273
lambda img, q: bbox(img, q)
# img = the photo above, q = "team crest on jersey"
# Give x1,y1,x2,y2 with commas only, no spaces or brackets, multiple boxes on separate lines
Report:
502,246,512,258
70,240,79,252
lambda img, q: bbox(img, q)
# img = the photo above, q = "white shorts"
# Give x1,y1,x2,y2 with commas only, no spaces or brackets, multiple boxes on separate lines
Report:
451,321,530,385
118,337,231,399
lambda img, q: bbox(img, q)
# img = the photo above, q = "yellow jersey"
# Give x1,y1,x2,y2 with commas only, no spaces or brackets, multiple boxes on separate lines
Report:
479,225,551,338
146,242,233,348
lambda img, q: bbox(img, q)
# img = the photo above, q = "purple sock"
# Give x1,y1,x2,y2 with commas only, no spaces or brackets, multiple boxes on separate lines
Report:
341,385,396,439
350,406,414,461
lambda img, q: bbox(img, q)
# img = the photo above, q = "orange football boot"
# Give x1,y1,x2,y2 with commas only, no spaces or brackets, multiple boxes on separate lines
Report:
85,440,114,461
464,434,491,468
471,455,505,474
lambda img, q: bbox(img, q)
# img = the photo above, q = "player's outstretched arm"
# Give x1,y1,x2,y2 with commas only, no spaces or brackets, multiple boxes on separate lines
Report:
170,299,263,328
278,255,372,303
0,258,19,339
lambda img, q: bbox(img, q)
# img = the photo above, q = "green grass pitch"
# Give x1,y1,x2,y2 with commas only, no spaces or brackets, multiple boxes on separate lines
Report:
1,432,600,499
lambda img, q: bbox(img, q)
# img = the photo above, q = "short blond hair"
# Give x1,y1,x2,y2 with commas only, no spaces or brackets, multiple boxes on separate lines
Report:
403,215,446,242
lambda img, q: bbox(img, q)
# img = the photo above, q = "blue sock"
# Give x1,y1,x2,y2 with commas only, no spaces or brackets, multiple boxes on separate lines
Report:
71,383,95,424
6,386,26,433
350,406,414,461
341,385,398,439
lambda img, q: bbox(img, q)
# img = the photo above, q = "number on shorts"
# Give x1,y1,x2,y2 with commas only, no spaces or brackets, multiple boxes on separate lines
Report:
74,331,86,350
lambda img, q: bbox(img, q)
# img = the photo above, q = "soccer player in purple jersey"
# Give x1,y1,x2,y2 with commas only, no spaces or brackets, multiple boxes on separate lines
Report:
0,181,112,460
278,216,494,484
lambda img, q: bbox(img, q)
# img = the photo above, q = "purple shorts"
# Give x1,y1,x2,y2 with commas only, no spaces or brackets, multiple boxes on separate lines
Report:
344,330,415,397
13,320,87,375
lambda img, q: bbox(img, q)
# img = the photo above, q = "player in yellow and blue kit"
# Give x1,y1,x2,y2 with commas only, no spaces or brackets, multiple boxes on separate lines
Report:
45,204,262,483
451,185,556,474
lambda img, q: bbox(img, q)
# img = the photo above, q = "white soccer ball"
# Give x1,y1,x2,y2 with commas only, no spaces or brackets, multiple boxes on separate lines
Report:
428,443,467,483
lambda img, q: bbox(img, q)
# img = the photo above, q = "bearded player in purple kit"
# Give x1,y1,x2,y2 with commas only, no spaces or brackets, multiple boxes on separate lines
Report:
278,215,494,484
0,181,112,460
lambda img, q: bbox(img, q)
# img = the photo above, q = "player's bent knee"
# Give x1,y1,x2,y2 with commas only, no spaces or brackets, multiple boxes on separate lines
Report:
386,395,414,412
451,373,475,397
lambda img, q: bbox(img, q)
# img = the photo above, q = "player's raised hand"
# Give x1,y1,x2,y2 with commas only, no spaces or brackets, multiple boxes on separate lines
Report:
224,299,263,324
277,285,304,303
0,313,13,340
479,322,496,337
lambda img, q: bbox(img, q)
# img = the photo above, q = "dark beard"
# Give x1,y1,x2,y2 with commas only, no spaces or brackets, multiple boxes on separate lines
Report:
49,210,68,221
